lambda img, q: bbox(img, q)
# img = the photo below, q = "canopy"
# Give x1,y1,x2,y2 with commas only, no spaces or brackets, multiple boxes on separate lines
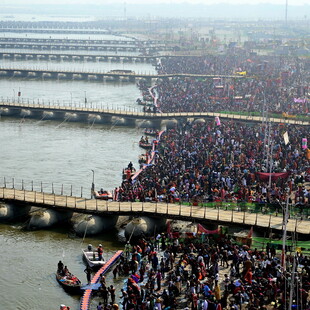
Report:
256,172,290,182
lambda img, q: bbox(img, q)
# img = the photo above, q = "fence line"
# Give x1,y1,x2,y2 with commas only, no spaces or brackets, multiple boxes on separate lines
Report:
0,176,309,222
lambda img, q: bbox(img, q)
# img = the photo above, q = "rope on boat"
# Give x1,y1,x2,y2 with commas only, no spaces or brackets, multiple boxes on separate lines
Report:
128,225,136,243
79,215,91,248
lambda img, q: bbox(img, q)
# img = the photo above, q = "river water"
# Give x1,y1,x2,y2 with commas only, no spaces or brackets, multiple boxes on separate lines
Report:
0,30,156,310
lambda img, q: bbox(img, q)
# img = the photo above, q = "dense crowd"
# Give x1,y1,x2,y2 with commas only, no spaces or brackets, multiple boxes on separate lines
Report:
157,55,310,80
138,76,309,116
137,54,310,116
116,120,309,209
96,234,310,310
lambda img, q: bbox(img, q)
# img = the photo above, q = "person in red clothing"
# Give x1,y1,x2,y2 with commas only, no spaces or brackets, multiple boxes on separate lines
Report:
244,268,253,284
97,244,103,261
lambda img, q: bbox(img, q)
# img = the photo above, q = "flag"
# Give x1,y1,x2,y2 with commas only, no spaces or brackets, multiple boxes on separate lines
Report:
167,220,171,236
283,132,289,145
131,274,140,283
215,116,221,126
247,226,253,238
236,71,247,76
302,138,307,149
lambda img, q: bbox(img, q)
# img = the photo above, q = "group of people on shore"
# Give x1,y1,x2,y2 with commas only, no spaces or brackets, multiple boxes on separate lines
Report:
100,51,310,310
96,233,309,309
138,54,309,116
127,52,310,208
116,120,309,211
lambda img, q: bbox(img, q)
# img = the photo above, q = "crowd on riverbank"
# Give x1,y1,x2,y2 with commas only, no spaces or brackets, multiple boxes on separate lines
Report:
96,233,310,310
101,53,310,309
139,55,310,116
116,120,309,209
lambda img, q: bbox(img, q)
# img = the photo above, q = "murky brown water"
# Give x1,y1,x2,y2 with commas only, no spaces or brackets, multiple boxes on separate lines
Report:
0,30,155,310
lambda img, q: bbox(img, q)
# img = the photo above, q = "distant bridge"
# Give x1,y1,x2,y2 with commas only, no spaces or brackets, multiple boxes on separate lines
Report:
0,66,243,82
0,41,167,52
0,27,132,35
0,187,308,235
0,37,160,46
0,101,309,127
0,51,161,63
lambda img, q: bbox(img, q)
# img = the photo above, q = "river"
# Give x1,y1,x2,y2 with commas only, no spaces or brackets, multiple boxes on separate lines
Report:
0,29,156,310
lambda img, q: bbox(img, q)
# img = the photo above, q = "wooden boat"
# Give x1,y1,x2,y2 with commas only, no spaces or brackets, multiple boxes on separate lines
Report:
56,271,82,295
139,141,152,149
82,247,105,270
144,128,158,136
93,190,113,200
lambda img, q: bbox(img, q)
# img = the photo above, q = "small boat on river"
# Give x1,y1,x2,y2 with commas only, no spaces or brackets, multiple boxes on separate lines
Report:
144,128,158,136
93,189,113,200
139,141,152,149
82,244,105,270
56,271,82,295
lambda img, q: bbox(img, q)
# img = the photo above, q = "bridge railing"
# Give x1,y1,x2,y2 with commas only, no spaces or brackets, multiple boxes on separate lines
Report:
0,187,308,234
0,49,156,58
0,96,144,114
0,176,308,224
0,176,89,198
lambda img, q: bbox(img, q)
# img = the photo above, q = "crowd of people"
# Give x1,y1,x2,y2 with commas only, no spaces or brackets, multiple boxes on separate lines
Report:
100,52,310,310
138,54,310,116
128,53,310,208
95,233,310,310
115,120,309,210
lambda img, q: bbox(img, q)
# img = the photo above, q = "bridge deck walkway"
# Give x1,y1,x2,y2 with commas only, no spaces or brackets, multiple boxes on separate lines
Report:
1,188,308,234
0,101,309,125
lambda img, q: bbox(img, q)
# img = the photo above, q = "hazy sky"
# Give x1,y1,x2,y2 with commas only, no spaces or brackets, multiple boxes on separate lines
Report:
1,0,309,5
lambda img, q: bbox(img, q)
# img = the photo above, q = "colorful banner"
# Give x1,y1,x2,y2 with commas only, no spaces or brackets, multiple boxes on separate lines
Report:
197,224,220,234
302,138,307,149
294,98,307,103
235,71,247,76
256,172,290,182
283,131,289,145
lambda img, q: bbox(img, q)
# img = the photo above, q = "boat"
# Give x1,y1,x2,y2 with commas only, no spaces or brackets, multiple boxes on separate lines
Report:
139,141,152,149
82,245,105,270
56,271,82,295
144,128,158,136
108,69,135,74
93,190,113,200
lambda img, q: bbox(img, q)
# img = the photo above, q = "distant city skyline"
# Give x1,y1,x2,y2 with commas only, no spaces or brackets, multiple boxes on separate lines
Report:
1,0,309,5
